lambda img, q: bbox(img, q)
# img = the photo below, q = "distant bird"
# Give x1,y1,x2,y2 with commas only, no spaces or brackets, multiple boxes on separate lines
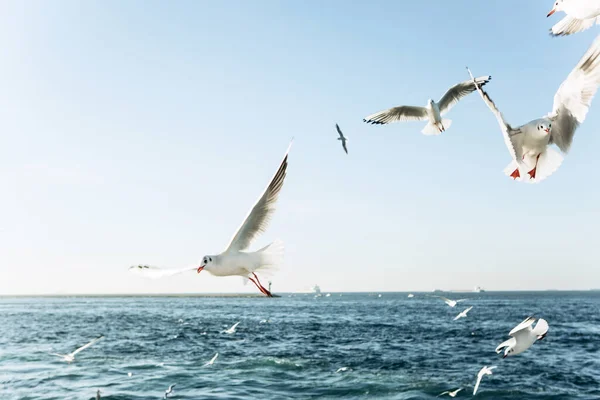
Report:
205,352,219,366
435,296,466,308
223,322,241,334
548,0,600,36
164,384,176,399
473,366,496,396
407,294,414,298
438,388,463,397
466,36,600,183
50,335,104,363
96,389,101,400
363,75,491,135
495,317,549,358
335,124,348,154
135,141,292,296
336,367,351,373
453,306,473,321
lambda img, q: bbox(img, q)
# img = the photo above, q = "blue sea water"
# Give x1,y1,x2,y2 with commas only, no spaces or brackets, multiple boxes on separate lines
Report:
1,292,599,400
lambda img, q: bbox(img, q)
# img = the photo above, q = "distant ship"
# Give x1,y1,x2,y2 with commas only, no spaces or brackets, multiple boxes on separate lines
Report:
473,286,485,293
313,285,322,297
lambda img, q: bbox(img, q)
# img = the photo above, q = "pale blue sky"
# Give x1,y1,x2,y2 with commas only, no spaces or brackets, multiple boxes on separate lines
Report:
1,1,599,295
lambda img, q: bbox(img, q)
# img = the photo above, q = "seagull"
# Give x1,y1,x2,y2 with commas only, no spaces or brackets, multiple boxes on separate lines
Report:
195,141,292,297
363,75,491,135
336,367,351,373
453,306,473,321
407,294,414,298
438,388,463,397
223,321,240,334
435,296,466,308
495,317,549,358
335,124,348,154
548,0,600,36
466,36,600,183
473,366,496,396
205,352,219,366
164,384,176,399
50,335,104,363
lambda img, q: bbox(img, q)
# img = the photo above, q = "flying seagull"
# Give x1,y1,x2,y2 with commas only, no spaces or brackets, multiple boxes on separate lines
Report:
164,384,176,399
495,317,549,358
548,0,600,36
435,296,466,308
363,75,491,135
223,321,240,334
453,306,473,321
438,388,463,397
466,35,600,183
50,335,104,363
205,352,219,366
335,124,348,154
473,366,496,396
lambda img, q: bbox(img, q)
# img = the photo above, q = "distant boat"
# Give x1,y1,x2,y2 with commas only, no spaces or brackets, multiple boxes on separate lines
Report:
408,294,414,298
313,285,322,297
473,286,485,293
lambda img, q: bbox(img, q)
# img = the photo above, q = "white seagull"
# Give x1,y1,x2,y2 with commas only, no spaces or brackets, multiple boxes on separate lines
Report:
195,141,292,297
453,306,473,321
473,366,496,396
438,388,463,397
407,294,414,298
495,317,549,358
164,384,176,399
466,36,600,183
436,296,466,308
335,124,348,154
548,0,600,36
223,321,240,334
205,352,219,366
50,335,104,363
363,75,491,135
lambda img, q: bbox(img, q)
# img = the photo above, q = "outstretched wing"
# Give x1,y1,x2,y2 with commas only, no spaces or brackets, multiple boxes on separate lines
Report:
342,140,348,154
71,335,104,357
467,67,524,163
336,123,345,140
473,371,484,395
438,75,492,114
495,337,516,354
363,105,428,124
550,35,600,153
509,316,536,336
550,15,600,37
128,265,197,279
225,141,291,252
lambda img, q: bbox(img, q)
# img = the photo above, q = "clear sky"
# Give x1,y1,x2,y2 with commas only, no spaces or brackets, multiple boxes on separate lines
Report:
1,1,600,295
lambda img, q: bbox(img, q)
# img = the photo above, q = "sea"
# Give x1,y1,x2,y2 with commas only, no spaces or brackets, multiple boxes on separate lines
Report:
1,292,599,400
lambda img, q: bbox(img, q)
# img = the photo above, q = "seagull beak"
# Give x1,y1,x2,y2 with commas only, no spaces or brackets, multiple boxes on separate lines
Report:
197,266,204,274
547,9,555,17
545,128,550,134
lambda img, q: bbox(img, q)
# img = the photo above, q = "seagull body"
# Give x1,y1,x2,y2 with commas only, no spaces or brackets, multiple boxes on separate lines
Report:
436,296,466,308
438,388,463,397
363,76,491,135
548,0,600,36
51,335,104,363
205,352,219,366
495,317,549,358
453,306,473,321
224,321,240,334
473,366,496,396
467,36,600,183
164,384,176,399
335,124,348,154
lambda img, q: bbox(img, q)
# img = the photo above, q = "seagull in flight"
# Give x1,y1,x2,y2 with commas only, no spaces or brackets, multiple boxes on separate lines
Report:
164,384,176,399
438,388,463,397
495,317,549,358
547,0,600,36
223,321,241,334
50,335,104,363
335,124,348,154
453,306,473,321
363,75,491,135
205,352,219,366
435,296,466,308
473,366,496,396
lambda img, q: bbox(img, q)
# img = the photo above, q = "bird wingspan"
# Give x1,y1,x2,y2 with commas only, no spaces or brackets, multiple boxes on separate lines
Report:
70,336,104,357
363,105,428,124
225,141,291,252
437,75,491,114
551,15,600,37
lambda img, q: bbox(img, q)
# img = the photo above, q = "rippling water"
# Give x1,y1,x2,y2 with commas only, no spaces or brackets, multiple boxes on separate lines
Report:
1,292,599,399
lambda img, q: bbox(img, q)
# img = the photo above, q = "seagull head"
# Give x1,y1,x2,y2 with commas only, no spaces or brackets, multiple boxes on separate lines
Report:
427,98,434,106
502,347,513,359
536,120,551,135
547,0,563,17
197,255,215,273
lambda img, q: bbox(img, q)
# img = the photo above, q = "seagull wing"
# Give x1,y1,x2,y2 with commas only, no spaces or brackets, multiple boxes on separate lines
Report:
206,352,219,365
467,67,525,163
363,105,428,124
509,316,536,336
456,299,467,303
438,391,450,397
550,15,600,37
128,265,197,279
549,35,600,153
229,321,241,331
224,141,291,252
336,123,345,140
453,314,462,321
533,318,549,337
474,369,485,395
342,140,348,154
437,75,492,114
495,337,516,354
464,306,473,314
70,335,104,357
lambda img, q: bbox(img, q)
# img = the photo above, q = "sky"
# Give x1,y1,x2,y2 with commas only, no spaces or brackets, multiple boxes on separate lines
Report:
1,1,600,295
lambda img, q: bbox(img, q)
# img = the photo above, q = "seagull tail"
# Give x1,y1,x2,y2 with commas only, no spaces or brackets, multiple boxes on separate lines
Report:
252,239,284,276
421,119,451,135
531,148,563,183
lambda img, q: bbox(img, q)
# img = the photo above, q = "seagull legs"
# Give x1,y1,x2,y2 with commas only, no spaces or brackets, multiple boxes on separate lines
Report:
527,154,541,180
248,273,273,297
510,168,520,180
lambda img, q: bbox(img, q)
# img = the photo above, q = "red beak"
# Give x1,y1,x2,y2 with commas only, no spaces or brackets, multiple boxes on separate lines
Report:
547,9,555,17
197,266,204,274
545,128,550,134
